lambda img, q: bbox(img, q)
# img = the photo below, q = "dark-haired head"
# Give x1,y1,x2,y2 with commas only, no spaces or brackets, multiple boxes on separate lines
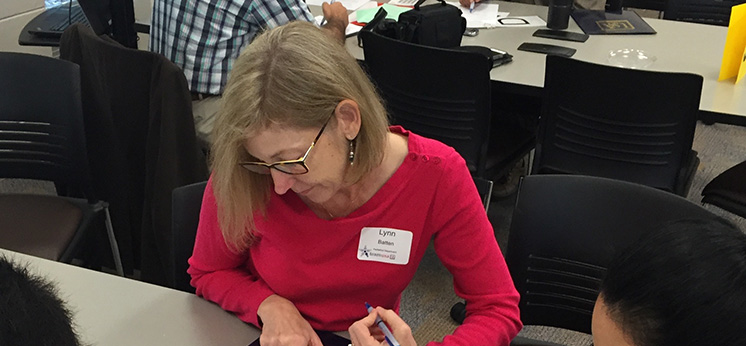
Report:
592,218,746,346
0,256,80,346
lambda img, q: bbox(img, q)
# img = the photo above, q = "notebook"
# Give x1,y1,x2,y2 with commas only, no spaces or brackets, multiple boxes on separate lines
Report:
571,9,656,35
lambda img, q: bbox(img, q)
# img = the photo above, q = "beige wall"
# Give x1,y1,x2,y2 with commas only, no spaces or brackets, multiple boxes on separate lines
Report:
0,0,54,56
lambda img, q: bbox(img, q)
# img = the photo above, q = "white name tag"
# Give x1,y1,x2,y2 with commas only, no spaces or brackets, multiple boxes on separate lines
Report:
357,227,413,265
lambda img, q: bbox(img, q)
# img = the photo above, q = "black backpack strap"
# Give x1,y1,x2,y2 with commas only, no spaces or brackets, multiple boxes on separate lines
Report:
358,7,388,47
362,7,388,32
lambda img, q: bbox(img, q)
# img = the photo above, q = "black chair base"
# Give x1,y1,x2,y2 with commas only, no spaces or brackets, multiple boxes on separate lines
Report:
702,160,746,219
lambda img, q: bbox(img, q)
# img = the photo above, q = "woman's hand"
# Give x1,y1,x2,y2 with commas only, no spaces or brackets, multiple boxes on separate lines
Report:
348,307,417,346
257,295,322,346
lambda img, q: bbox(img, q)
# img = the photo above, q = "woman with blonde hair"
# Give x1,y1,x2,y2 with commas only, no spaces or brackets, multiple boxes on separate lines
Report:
188,21,521,346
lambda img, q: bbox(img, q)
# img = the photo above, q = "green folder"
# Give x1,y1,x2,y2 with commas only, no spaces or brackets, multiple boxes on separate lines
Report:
355,4,410,23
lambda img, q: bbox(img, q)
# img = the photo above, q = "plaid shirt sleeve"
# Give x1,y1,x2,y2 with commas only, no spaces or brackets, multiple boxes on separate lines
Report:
150,0,314,95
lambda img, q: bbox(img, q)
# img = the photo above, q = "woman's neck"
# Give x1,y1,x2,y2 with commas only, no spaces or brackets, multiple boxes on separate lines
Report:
313,132,408,220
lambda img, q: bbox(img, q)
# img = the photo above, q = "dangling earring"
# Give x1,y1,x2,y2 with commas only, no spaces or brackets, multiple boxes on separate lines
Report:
348,138,357,165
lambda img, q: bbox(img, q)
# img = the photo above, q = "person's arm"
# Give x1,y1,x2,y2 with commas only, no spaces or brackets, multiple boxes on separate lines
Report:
320,1,349,42
246,0,314,32
190,179,326,346
187,178,276,326
245,0,347,43
256,295,324,346
349,307,418,346
425,151,523,346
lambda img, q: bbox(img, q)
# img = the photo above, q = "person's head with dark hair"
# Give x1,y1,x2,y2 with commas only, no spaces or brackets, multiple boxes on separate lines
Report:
0,256,80,346
592,218,746,346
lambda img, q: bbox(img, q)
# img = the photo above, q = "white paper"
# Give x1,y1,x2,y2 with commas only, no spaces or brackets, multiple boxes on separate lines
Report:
446,1,501,28
314,15,364,36
387,0,419,6
491,15,547,27
306,0,370,11
479,11,510,28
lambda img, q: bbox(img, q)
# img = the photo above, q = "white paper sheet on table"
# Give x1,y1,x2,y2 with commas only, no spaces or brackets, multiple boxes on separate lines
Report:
491,15,547,27
445,2,504,28
306,0,370,11
480,11,511,28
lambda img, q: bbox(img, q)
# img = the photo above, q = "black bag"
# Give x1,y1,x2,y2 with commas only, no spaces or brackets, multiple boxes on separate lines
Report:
399,0,466,48
359,0,466,49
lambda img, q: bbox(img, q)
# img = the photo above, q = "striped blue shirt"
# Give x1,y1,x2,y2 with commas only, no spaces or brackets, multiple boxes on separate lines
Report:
150,0,314,94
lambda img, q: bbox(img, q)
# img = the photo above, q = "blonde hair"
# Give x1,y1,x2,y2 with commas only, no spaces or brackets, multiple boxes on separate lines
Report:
210,21,389,252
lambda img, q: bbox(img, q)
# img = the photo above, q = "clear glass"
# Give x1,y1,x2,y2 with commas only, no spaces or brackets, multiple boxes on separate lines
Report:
608,49,657,69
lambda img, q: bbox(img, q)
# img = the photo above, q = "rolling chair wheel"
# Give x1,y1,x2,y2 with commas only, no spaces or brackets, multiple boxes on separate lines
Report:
450,302,466,324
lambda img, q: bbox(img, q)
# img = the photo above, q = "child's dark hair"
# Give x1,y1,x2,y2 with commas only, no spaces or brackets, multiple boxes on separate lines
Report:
600,218,746,346
0,256,80,346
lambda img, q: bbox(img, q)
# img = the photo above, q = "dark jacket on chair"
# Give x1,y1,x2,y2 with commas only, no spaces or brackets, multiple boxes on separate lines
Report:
60,24,208,286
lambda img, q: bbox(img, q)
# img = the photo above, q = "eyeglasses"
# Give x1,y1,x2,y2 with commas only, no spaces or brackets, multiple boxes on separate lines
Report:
239,114,334,175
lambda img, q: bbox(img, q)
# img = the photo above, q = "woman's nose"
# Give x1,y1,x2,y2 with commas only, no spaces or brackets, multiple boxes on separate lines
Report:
270,169,294,195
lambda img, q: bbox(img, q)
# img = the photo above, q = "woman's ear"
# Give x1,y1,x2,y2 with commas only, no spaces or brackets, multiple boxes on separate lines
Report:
334,99,362,140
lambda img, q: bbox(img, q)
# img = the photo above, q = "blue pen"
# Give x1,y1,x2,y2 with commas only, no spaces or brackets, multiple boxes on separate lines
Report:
469,0,475,13
365,302,400,346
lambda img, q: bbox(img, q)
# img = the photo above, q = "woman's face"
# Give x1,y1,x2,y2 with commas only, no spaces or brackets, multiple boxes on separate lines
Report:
243,118,349,205
592,296,635,346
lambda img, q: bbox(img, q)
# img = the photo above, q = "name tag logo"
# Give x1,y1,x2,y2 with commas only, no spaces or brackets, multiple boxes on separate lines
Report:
596,19,635,32
357,227,413,265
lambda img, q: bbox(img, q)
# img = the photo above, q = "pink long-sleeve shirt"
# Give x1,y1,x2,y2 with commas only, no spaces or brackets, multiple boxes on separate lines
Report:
188,126,522,345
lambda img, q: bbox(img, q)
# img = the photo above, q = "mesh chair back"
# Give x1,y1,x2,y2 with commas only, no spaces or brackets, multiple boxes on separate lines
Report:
360,31,493,176
0,52,123,275
534,55,702,195
664,0,746,26
171,181,207,293
506,175,718,334
0,52,94,199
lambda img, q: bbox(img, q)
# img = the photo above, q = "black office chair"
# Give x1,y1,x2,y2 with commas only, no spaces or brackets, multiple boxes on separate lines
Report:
359,31,534,181
473,176,494,213
507,175,718,344
170,181,207,293
532,55,702,197
701,160,746,219
449,175,719,335
664,0,746,26
0,52,123,275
